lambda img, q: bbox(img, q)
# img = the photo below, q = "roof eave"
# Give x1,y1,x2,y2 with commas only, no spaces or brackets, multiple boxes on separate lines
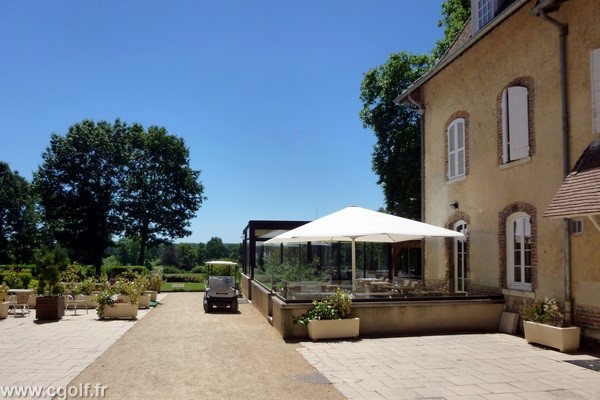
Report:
394,0,531,106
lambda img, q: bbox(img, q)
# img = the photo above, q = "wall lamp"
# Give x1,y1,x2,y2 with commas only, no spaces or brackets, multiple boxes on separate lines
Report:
450,201,459,210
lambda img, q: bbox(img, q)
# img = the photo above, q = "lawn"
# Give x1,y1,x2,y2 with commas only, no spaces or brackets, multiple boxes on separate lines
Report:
161,273,206,292
161,281,205,292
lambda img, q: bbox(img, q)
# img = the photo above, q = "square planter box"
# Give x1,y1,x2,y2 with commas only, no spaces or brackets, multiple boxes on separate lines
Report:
307,318,360,341
98,303,138,320
36,296,65,321
523,320,581,352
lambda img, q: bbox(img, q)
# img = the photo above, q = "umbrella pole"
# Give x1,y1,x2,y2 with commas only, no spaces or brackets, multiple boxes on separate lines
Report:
351,238,356,291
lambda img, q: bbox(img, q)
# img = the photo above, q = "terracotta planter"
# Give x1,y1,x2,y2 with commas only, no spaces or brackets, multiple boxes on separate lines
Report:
523,321,581,352
0,302,9,319
98,303,138,320
36,296,65,321
307,318,360,341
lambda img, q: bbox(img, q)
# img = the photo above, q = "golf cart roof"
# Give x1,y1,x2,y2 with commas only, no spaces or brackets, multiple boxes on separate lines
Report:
205,260,238,266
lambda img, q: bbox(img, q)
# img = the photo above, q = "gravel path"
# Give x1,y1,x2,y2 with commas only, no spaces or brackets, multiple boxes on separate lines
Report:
66,293,345,400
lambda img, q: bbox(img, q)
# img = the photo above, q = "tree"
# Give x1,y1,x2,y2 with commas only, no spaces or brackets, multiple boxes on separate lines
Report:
0,162,39,263
176,243,197,271
432,0,471,62
359,1,471,219
120,125,205,265
34,120,129,273
359,52,431,219
205,237,227,260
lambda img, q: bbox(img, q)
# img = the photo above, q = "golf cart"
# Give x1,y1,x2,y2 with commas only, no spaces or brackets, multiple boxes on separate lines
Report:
203,260,239,313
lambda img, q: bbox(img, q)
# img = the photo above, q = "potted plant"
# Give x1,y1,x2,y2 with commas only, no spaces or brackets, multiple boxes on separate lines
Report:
523,297,581,352
0,283,10,319
134,274,152,309
294,288,360,341
95,288,138,320
147,272,163,301
115,277,142,305
35,246,68,321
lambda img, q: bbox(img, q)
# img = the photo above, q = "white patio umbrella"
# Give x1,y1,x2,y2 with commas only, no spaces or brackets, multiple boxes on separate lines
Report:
264,205,464,290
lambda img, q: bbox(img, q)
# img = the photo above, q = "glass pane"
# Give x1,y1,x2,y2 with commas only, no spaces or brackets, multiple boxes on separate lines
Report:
514,243,521,265
514,266,521,282
524,266,532,283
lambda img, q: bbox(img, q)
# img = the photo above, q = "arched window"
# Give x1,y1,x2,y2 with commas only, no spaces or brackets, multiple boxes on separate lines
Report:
506,212,532,291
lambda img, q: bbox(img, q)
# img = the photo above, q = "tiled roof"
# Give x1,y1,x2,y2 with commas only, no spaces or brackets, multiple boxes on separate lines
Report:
544,139,600,218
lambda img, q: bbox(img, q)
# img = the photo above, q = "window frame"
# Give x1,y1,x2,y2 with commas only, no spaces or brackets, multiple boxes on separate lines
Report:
453,220,468,293
506,212,533,291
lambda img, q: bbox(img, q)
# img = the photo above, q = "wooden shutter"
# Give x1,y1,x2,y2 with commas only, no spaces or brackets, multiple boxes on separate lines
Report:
592,49,600,133
448,123,456,179
457,119,465,176
501,89,509,163
507,86,529,161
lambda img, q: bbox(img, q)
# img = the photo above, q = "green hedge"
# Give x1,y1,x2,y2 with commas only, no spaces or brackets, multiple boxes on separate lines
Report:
105,265,148,278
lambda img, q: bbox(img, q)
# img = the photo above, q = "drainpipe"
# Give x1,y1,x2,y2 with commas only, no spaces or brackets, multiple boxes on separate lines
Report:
538,9,572,324
408,93,426,285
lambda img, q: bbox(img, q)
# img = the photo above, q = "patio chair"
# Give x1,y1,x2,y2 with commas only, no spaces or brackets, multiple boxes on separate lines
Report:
66,294,88,315
9,292,30,316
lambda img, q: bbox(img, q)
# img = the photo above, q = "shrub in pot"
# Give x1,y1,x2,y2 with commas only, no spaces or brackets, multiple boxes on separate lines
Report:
523,297,581,352
35,246,68,321
294,288,359,341
95,289,138,320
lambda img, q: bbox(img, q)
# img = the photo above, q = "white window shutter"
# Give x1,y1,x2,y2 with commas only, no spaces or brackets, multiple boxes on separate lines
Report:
448,123,456,179
501,89,509,164
507,86,529,161
457,120,465,176
592,49,600,133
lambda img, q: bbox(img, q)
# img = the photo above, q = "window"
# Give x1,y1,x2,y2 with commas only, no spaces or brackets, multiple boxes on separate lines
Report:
507,212,532,291
447,118,466,180
454,221,468,293
471,0,498,32
502,86,530,163
571,219,584,235
592,49,600,133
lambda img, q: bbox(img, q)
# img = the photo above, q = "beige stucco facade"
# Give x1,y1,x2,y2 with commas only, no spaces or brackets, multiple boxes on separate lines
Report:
411,0,600,338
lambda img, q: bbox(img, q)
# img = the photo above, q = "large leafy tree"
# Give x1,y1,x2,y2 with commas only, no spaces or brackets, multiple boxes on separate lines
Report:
0,162,39,263
34,120,129,272
432,0,471,62
359,52,431,219
121,126,205,265
359,1,470,219
205,237,228,260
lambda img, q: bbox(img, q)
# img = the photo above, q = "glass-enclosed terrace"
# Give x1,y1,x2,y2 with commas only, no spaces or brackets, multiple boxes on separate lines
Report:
242,220,425,302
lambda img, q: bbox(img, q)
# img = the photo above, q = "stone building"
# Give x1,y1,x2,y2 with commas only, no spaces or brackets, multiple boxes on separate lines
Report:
396,0,600,340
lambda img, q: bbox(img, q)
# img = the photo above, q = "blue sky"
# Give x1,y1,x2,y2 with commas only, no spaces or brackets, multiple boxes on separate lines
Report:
1,1,444,244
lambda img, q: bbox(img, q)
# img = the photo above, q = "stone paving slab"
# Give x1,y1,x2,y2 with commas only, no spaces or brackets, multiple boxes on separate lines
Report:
0,296,164,399
297,333,600,399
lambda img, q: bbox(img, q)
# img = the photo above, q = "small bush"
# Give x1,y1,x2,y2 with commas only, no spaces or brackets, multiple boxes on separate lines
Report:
162,266,184,274
190,265,205,274
105,266,148,278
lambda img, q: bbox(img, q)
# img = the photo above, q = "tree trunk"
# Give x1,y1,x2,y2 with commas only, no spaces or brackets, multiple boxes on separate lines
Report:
138,224,148,266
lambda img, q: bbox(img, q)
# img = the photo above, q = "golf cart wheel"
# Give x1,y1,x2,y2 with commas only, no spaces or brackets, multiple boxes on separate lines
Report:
203,299,211,313
230,299,238,313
